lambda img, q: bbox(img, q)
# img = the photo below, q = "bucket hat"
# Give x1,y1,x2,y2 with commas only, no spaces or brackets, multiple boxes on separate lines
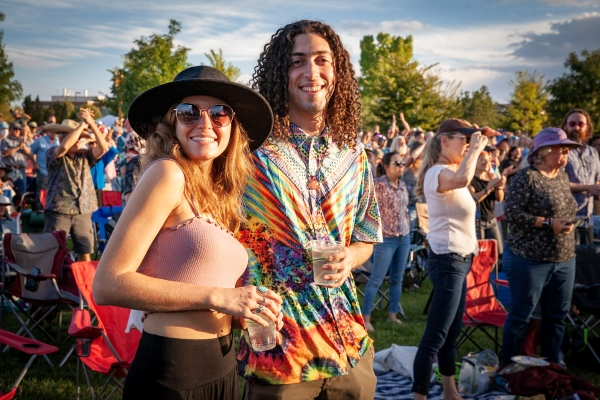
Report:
527,127,580,164
128,66,273,151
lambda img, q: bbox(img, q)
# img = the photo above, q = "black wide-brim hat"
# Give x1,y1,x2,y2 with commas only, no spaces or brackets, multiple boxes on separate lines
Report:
128,66,273,151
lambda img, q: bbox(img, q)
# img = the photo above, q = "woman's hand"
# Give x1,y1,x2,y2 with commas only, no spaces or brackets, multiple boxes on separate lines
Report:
470,132,489,154
552,217,575,235
214,286,283,328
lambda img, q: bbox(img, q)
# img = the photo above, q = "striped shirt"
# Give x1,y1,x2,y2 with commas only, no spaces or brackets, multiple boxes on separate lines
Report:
237,124,382,384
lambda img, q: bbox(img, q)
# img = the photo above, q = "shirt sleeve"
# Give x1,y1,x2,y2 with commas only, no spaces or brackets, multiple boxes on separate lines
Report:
46,147,60,167
504,169,537,228
30,139,39,155
351,151,383,244
101,146,119,164
0,139,9,154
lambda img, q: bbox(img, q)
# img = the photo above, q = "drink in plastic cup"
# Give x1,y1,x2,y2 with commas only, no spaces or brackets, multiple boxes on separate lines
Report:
308,239,343,285
246,314,277,351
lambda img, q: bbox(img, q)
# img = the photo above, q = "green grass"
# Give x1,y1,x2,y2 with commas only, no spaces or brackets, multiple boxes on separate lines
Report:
1,279,599,399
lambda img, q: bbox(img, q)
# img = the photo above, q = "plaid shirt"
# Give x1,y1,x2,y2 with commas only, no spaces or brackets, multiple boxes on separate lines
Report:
237,124,382,384
45,147,98,215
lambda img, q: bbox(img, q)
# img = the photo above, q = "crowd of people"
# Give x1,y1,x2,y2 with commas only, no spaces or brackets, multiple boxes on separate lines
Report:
1,18,598,400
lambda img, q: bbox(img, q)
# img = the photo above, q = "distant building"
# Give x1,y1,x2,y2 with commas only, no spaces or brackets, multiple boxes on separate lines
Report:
39,89,105,108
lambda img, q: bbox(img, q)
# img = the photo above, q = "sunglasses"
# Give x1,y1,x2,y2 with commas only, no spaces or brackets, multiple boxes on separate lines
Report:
449,135,471,144
173,103,234,128
568,121,586,128
391,161,405,167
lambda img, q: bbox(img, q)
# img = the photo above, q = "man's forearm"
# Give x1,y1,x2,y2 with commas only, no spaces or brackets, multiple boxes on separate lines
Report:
349,242,374,269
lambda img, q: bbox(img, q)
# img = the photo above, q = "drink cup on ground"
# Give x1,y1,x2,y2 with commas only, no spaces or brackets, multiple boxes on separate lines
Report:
246,314,277,351
308,239,343,286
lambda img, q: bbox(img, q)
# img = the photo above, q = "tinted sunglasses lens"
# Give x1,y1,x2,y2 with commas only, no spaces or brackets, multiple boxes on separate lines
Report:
176,104,200,126
393,161,405,166
465,136,471,144
209,105,233,128
568,121,584,128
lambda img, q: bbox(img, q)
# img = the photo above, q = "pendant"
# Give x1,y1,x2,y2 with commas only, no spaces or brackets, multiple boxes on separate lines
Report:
308,176,319,190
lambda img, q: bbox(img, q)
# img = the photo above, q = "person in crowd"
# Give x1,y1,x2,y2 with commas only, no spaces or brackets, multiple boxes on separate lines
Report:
495,135,510,163
0,194,18,235
412,118,489,399
90,133,119,206
30,125,59,210
402,141,425,240
469,146,507,256
47,115,57,124
411,128,425,143
44,110,108,262
0,121,8,139
373,148,385,176
93,66,282,400
390,132,409,158
10,108,31,127
237,20,382,400
561,109,600,245
363,151,410,331
1,123,30,196
502,127,579,366
0,162,15,200
588,135,600,156
122,119,147,203
499,145,522,184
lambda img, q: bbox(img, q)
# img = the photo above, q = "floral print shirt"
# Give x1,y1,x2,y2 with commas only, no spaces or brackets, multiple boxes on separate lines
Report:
375,175,410,237
237,124,382,384
504,166,577,262
45,147,98,215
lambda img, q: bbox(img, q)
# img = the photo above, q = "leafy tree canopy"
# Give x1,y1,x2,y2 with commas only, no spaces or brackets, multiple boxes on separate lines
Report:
359,33,460,132
106,20,191,117
457,86,501,129
503,70,549,135
548,48,600,128
204,49,241,82
0,12,23,108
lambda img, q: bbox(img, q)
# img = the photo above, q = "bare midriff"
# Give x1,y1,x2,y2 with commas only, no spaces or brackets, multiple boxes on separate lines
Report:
143,310,232,339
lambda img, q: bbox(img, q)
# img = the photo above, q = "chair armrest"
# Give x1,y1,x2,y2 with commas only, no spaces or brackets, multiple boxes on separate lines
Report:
24,273,57,281
493,279,509,287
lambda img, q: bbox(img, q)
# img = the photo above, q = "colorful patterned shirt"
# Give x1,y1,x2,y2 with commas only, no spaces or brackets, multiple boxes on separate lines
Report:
237,124,382,384
375,175,410,237
45,147,98,215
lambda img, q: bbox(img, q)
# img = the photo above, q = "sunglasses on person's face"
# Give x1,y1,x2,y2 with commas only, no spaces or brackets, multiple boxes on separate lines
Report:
568,121,586,128
173,103,234,128
392,161,405,167
449,135,471,144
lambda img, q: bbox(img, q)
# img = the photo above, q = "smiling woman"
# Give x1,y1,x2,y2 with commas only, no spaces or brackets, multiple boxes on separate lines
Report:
91,66,283,400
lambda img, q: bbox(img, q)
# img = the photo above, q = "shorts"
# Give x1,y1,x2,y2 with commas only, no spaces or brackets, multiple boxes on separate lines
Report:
43,211,94,254
123,331,238,400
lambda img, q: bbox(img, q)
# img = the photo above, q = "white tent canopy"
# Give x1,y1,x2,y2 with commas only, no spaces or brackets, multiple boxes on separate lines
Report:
96,114,118,127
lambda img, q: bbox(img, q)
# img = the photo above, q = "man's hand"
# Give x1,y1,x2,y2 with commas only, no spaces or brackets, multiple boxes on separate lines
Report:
78,108,96,126
587,184,600,197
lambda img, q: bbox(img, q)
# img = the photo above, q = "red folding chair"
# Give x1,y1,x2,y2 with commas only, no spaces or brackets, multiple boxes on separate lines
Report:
100,191,122,208
66,261,141,400
456,239,507,356
1,231,78,364
0,329,59,400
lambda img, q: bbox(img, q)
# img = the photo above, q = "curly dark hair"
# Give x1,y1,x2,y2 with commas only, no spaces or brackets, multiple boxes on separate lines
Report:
252,20,361,149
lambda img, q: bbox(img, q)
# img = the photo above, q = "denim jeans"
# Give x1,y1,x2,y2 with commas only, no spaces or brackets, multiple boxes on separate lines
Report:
362,235,411,316
501,248,575,365
408,204,417,242
412,250,472,395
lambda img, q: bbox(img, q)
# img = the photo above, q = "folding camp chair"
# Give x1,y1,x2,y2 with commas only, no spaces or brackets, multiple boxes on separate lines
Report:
567,244,600,368
353,262,391,311
66,261,141,400
0,231,78,363
91,206,123,259
100,191,123,208
456,239,506,356
0,328,59,400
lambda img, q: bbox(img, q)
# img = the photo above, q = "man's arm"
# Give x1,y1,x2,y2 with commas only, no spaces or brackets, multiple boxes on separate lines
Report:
55,122,88,158
80,108,109,159
569,182,600,196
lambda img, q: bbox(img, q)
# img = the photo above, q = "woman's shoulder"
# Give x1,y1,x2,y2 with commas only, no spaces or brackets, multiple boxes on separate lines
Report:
139,158,186,188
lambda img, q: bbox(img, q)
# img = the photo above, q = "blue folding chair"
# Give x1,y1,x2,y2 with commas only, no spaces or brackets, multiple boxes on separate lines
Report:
91,206,123,259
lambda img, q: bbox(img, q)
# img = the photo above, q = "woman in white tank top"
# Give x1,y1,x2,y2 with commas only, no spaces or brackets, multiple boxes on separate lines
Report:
411,118,492,400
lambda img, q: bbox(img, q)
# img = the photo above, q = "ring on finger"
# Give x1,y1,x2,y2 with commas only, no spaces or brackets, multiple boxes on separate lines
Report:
252,304,264,314
257,286,268,294
261,296,267,305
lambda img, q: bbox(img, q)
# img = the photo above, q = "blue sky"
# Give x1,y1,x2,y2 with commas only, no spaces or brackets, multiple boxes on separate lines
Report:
2,0,600,106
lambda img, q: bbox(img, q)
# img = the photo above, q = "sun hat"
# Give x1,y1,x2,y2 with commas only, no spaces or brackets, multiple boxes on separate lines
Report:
527,127,581,164
28,121,38,128
0,161,13,173
43,119,92,138
0,195,12,206
128,65,274,151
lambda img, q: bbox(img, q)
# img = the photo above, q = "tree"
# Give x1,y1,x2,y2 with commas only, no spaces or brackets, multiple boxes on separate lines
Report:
204,49,241,82
359,33,460,131
22,95,47,124
106,20,191,117
49,101,75,123
503,70,549,135
548,48,600,128
0,12,23,108
457,86,500,128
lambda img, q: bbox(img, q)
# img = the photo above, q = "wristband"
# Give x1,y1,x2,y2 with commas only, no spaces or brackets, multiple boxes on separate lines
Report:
541,217,553,230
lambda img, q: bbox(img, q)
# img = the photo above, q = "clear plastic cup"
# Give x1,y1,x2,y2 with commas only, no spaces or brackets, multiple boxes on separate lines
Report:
308,239,343,286
246,314,277,351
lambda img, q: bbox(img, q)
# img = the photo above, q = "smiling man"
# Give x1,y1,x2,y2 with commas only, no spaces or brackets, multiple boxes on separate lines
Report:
237,20,382,400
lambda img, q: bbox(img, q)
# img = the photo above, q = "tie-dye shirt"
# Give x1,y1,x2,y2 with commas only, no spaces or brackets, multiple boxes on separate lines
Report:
237,124,382,384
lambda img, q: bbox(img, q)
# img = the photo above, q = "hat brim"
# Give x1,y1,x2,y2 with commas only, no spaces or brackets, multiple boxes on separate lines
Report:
527,139,581,164
128,79,274,152
44,123,75,134
0,166,13,173
453,127,481,135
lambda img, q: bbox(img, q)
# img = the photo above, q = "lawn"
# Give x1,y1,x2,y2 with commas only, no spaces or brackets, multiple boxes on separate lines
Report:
1,279,599,399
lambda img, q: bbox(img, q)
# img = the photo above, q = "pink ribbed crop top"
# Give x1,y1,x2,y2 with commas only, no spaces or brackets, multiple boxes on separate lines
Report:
136,159,248,289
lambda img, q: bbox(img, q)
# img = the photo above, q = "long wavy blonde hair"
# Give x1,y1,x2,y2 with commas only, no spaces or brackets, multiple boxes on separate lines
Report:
140,105,253,233
414,132,454,198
